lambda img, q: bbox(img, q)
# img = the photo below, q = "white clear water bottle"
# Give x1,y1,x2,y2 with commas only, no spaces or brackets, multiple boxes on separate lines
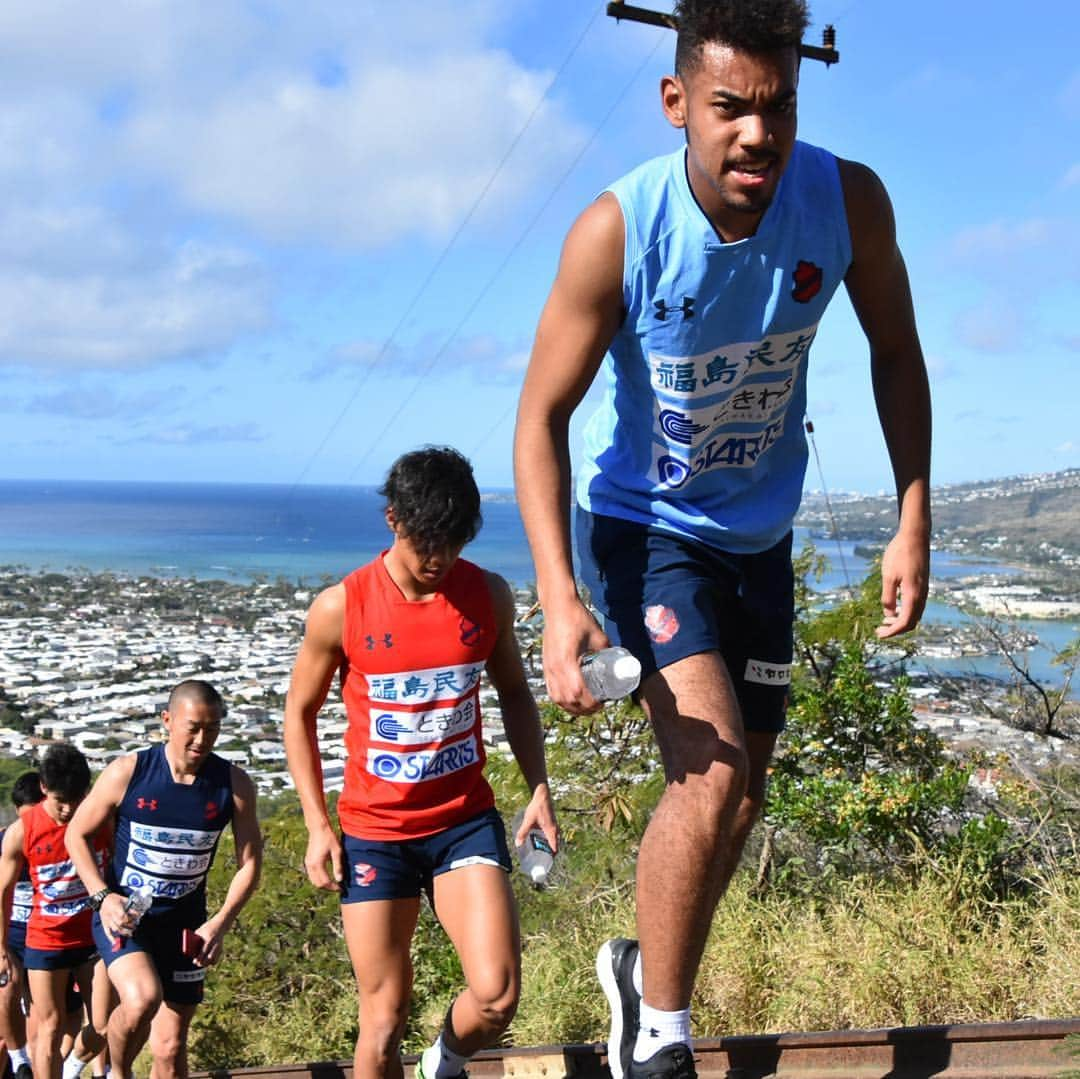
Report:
123,884,154,927
511,810,554,887
580,646,642,701
112,883,154,952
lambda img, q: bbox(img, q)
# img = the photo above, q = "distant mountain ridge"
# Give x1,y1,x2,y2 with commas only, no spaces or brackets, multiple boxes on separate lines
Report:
797,467,1080,569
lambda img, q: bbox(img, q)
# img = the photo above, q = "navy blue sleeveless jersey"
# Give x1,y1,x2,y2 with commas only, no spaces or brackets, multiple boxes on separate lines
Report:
110,744,233,926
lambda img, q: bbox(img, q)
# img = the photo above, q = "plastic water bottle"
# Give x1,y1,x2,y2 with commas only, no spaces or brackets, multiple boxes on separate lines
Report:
124,883,154,925
580,647,642,701
112,883,154,952
511,810,554,887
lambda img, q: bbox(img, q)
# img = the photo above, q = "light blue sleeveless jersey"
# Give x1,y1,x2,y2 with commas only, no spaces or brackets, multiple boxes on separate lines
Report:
577,141,852,553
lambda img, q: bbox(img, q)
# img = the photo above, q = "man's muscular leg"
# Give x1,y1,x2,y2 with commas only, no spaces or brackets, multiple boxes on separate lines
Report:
342,897,421,1079
636,650,753,1012
148,1001,197,1079
105,952,163,1079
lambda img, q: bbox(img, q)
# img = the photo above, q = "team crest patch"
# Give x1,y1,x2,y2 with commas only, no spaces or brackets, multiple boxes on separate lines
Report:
644,605,680,644
459,617,482,646
791,260,823,303
354,863,377,887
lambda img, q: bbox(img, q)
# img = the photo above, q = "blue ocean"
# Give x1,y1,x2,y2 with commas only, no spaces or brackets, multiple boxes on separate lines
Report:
1,478,1076,691
0,479,535,586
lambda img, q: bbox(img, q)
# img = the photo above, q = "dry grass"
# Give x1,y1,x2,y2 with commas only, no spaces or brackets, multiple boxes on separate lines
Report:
509,867,1080,1045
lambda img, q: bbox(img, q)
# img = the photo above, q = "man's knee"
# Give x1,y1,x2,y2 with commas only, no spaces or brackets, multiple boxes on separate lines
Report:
358,996,409,1059
694,739,751,815
468,970,519,1032
34,1008,63,1042
115,983,163,1028
149,1029,186,1074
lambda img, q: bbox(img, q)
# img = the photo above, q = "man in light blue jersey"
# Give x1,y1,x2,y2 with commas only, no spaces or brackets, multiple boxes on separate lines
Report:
513,3,931,1078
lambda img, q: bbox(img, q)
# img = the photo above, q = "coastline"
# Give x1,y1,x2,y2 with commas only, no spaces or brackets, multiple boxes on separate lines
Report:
1,568,1075,804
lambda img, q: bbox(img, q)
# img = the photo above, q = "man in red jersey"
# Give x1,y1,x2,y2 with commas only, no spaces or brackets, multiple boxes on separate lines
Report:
285,446,558,1079
0,746,111,1079
0,771,44,1079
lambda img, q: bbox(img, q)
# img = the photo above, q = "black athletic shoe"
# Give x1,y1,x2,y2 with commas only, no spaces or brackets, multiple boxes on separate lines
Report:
14,1064,33,1079
596,938,640,1079
626,1044,696,1079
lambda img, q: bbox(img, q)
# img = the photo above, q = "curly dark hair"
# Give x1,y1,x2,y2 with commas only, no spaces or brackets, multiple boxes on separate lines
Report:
39,744,91,802
379,446,482,556
675,0,810,74
12,771,43,809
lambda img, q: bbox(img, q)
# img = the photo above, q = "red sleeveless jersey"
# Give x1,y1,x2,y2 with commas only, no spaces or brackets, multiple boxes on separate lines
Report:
337,555,497,840
24,803,109,951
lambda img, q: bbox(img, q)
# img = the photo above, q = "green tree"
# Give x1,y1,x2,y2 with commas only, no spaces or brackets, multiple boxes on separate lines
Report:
765,552,979,879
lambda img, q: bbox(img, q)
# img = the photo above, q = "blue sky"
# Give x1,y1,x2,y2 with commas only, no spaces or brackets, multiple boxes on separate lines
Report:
1,0,1077,495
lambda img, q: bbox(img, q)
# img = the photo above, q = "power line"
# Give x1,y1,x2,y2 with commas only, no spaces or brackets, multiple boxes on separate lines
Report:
364,30,670,473
805,418,853,593
283,3,605,494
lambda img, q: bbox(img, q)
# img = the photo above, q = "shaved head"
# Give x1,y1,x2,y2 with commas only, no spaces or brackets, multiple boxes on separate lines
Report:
167,679,226,718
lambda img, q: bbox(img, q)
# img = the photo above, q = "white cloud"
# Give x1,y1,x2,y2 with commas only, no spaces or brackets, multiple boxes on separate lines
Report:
954,302,1023,354
1061,163,1080,189
0,238,270,370
950,218,1054,260
26,385,176,421
122,52,585,247
314,332,528,381
0,1,587,372
0,2,586,249
132,422,265,446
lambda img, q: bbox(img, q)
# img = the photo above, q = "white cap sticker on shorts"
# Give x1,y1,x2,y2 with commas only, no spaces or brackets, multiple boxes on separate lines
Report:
744,659,792,686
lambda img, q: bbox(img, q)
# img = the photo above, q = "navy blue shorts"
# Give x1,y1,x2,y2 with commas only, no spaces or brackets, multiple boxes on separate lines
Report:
22,944,97,971
93,913,205,1006
341,808,511,904
576,508,794,732
7,923,26,967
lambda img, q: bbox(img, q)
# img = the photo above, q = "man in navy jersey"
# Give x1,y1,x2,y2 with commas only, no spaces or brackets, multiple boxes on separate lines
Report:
513,2,931,1078
68,680,262,1079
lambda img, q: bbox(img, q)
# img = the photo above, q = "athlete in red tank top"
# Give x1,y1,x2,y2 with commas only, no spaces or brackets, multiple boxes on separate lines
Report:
22,802,108,952
286,447,558,1079
337,553,497,840
0,745,111,1079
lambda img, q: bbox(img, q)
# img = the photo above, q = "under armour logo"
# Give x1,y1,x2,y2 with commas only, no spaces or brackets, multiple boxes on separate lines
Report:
648,1028,660,1038
654,296,695,321
137,798,158,811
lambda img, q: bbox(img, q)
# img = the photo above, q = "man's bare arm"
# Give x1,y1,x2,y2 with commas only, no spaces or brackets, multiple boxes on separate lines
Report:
841,159,932,637
283,583,346,890
196,766,262,967
68,754,137,942
0,820,25,979
513,194,626,713
483,572,558,852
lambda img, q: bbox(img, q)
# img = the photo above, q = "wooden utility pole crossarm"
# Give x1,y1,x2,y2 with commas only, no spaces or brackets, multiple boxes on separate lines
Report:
605,2,841,66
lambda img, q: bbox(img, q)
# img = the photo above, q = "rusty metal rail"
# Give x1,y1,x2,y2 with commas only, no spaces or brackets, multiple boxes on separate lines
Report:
197,1018,1079,1079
